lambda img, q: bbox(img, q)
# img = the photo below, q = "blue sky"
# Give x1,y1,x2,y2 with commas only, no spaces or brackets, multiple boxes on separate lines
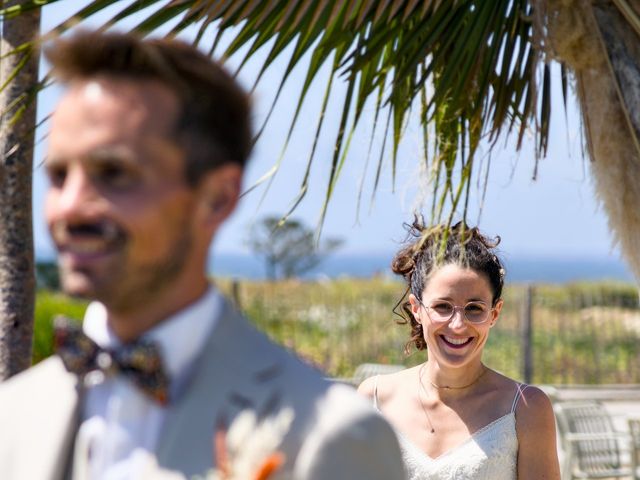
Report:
34,2,619,263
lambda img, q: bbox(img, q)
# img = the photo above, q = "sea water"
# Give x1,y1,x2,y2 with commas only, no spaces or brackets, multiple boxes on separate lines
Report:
209,252,634,283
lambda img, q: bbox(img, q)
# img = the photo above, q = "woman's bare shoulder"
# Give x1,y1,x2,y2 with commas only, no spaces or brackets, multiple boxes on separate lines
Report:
517,384,554,416
485,371,553,417
509,382,556,439
357,366,418,401
486,370,548,399
357,375,377,398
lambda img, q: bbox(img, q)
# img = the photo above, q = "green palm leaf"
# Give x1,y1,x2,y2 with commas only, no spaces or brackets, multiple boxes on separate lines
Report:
1,0,557,231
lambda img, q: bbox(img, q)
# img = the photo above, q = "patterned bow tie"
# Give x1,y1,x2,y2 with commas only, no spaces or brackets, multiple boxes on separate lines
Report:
54,315,170,405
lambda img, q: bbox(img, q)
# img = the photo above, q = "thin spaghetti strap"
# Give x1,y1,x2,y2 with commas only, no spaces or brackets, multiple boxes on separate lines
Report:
373,375,380,410
511,383,530,413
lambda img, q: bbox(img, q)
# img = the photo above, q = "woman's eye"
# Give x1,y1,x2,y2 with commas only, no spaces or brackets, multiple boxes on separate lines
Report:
465,303,486,313
432,303,453,313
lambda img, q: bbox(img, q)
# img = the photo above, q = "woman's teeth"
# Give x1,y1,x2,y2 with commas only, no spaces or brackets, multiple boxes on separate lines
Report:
443,336,471,345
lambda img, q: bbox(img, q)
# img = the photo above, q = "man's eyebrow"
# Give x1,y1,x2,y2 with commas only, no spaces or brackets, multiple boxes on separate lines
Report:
42,154,64,167
85,145,136,162
44,146,137,165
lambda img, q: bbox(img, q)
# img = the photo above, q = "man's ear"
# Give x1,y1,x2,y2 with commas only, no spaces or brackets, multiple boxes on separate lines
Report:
196,164,242,231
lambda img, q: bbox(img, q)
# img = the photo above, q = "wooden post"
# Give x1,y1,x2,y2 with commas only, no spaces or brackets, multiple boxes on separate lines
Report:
231,279,241,310
522,284,534,384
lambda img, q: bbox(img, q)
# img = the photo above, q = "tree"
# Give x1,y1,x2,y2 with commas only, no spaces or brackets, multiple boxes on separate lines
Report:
248,216,343,280
0,2,40,380
4,1,639,276
35,261,60,291
3,0,640,374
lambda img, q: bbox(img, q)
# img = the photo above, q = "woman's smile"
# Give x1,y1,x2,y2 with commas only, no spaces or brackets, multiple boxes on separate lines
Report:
440,335,474,348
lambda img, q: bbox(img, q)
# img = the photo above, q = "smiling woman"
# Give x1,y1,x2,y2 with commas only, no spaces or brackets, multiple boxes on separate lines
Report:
357,218,561,480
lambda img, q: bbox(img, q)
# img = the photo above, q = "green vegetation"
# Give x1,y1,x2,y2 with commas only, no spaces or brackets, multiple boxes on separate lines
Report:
223,278,640,384
33,291,87,364
34,279,640,384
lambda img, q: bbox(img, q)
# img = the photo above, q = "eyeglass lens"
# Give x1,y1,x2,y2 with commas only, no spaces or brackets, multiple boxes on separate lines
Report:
427,301,490,324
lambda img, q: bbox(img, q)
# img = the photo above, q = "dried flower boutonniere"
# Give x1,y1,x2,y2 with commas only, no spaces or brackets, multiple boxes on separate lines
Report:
208,407,294,480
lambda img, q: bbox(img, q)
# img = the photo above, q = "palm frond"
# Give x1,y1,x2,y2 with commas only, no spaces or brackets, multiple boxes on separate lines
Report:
2,0,557,232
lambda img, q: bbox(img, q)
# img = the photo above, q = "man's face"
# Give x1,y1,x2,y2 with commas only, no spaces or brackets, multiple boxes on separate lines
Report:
45,78,205,311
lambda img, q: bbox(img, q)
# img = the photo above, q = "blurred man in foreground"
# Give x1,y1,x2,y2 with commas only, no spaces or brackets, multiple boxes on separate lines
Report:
0,30,404,480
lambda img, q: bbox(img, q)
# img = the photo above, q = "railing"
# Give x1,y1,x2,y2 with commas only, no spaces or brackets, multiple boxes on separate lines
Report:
548,387,640,479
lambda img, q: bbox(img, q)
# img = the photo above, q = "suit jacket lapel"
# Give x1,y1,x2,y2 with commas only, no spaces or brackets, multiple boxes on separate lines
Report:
12,357,80,480
156,299,285,477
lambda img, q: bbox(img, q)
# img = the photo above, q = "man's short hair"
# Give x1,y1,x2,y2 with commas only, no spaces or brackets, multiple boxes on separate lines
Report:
45,30,253,184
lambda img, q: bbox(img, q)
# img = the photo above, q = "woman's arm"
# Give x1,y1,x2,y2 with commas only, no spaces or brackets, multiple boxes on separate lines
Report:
516,386,561,479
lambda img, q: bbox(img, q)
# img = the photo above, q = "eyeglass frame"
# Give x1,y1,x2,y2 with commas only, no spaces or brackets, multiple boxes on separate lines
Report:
420,299,497,325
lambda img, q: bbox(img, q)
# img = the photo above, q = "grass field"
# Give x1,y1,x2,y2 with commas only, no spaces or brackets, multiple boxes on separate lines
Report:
34,279,640,384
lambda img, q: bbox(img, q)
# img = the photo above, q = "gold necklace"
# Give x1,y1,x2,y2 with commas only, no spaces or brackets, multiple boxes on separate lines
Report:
428,365,488,390
417,363,436,434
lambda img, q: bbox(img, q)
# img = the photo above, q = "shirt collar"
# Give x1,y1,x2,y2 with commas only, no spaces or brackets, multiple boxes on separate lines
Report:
82,286,223,380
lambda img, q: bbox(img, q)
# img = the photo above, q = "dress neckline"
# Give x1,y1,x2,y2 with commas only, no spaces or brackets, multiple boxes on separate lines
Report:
398,411,515,462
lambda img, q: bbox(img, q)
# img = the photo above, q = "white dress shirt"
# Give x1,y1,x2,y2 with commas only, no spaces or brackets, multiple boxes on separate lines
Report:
74,286,223,480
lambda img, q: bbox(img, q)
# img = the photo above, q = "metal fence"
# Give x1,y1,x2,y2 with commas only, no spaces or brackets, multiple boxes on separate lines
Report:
219,278,640,384
502,283,640,384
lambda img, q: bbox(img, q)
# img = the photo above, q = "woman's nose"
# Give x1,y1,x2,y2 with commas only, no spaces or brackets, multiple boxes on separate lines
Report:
448,308,467,329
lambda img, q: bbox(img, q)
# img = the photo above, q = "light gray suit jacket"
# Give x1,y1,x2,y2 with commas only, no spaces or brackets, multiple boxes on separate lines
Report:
0,298,405,479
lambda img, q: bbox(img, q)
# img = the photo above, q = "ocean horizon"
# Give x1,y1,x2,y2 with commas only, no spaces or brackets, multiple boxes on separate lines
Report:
209,251,636,284
35,245,635,283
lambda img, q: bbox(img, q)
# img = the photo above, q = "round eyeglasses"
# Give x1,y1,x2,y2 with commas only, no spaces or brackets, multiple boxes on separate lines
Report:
424,300,494,325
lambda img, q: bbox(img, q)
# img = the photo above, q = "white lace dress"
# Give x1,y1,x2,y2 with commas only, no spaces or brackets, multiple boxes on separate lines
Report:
374,380,527,480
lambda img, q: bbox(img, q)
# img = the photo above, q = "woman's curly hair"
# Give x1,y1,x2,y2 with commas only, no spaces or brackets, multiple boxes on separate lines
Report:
391,216,505,352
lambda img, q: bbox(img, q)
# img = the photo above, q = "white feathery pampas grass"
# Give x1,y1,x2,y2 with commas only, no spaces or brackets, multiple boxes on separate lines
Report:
543,0,640,282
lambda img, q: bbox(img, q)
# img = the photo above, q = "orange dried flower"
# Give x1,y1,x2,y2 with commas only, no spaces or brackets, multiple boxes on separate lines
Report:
253,452,286,480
